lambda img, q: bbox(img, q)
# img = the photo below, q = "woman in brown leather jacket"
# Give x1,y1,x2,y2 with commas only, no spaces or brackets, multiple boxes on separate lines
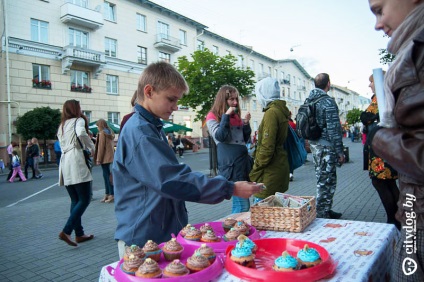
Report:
368,1,424,280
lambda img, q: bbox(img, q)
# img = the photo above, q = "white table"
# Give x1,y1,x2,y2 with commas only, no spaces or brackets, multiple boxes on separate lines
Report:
99,215,399,282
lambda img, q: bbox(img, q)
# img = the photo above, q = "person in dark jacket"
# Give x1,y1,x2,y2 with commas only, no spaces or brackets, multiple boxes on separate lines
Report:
24,139,35,179
206,85,252,213
308,73,345,219
367,1,424,280
112,62,263,259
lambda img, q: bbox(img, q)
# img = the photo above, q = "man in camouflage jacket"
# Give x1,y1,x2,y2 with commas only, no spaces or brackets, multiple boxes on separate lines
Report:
308,73,345,219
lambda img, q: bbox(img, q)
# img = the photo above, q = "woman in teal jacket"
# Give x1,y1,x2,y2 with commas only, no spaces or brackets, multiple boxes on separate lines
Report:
249,77,290,201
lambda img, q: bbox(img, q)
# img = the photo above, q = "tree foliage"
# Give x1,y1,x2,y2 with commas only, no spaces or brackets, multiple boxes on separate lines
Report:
16,107,61,140
346,108,362,125
378,48,395,65
177,49,256,121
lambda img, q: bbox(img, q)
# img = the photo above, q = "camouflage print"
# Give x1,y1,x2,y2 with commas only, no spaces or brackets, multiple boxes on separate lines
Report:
310,143,338,218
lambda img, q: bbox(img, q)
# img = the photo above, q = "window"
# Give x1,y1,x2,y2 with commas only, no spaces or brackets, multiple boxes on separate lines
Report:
282,88,286,97
69,28,88,48
196,40,204,51
108,112,120,124
249,59,254,70
137,46,147,64
241,100,247,110
238,55,244,68
157,21,169,40
32,64,50,88
70,0,88,8
212,45,219,55
159,51,170,63
280,71,285,81
31,19,48,43
105,37,117,57
106,74,119,94
274,70,278,78
287,88,291,98
104,1,116,22
83,111,92,123
137,14,146,32
287,74,291,82
252,100,257,111
259,63,264,74
268,66,272,75
293,76,296,85
179,30,187,45
71,70,91,92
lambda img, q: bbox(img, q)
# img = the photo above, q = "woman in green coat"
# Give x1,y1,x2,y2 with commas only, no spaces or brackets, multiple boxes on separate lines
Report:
249,77,290,202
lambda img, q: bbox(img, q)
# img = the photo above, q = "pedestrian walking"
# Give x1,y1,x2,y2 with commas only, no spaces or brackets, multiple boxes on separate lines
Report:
57,100,95,247
54,139,61,166
9,151,27,183
24,139,35,179
31,137,43,179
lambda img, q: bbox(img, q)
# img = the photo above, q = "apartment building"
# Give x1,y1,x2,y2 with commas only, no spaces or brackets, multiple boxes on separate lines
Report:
0,0,360,161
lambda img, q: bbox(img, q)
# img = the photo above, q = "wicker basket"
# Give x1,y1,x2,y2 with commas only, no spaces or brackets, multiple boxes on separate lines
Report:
250,195,316,232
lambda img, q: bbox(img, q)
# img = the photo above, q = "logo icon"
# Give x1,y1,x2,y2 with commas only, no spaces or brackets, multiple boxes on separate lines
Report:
402,258,417,275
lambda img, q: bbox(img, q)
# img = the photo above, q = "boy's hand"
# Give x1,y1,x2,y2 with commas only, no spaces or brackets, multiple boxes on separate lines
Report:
233,181,265,198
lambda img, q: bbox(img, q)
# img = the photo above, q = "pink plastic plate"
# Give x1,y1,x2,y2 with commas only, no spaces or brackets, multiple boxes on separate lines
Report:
225,238,337,282
176,221,264,253
112,243,223,281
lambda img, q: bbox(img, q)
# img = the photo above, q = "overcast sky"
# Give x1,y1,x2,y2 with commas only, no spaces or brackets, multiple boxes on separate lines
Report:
151,0,389,98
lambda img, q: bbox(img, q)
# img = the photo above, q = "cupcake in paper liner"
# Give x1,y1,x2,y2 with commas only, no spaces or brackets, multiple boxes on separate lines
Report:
135,258,162,278
222,217,237,232
162,238,184,261
199,222,214,235
223,228,241,242
142,240,162,262
121,253,145,275
297,244,322,268
236,234,257,254
184,226,202,241
186,250,210,273
273,251,298,272
163,259,190,278
180,224,192,237
196,243,217,264
201,230,221,243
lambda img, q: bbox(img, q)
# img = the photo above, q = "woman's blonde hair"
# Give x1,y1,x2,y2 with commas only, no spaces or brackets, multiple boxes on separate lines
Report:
96,119,110,131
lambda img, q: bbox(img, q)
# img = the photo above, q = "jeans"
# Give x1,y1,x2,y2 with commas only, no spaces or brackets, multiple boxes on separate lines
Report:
101,163,114,195
232,196,250,213
24,159,35,178
63,181,91,236
55,152,61,166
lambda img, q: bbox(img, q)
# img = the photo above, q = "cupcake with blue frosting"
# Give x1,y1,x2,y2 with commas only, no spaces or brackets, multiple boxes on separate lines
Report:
273,251,298,271
297,244,322,268
236,234,257,254
230,241,255,268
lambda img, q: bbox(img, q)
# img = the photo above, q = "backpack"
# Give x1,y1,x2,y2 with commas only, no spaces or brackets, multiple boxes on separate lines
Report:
284,126,307,171
295,96,326,140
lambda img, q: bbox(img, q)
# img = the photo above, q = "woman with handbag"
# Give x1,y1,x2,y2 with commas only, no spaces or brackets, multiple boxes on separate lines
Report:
57,100,95,247
94,119,115,203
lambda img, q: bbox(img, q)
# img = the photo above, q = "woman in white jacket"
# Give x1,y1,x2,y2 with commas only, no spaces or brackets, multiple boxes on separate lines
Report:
57,100,95,247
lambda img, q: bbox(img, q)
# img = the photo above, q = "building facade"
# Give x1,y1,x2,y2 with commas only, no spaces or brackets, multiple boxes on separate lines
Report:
0,0,363,161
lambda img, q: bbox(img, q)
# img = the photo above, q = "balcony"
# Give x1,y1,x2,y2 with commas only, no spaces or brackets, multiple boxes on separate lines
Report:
154,34,181,53
61,46,106,78
60,2,103,30
280,79,290,85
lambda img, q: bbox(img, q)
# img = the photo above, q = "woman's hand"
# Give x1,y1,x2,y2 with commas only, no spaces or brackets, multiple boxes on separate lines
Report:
244,112,251,124
233,181,265,198
226,106,236,115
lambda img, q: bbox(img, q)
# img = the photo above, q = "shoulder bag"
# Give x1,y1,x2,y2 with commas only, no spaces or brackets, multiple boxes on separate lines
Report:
74,120,93,170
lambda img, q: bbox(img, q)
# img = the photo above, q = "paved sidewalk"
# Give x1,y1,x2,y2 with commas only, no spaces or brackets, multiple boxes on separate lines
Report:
0,139,389,282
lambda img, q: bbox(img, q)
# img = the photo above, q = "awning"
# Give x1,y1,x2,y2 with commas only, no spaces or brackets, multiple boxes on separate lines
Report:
162,120,193,133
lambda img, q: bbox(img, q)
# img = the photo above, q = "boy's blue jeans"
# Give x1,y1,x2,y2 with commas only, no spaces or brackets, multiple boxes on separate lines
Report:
232,196,250,213
63,181,91,236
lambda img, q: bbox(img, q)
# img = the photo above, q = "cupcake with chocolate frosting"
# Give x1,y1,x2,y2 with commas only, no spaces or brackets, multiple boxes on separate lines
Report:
184,227,202,241
199,223,214,234
222,217,237,232
201,230,221,242
180,224,192,237
162,238,184,261
121,253,145,275
223,228,241,242
135,258,162,278
186,250,211,273
163,259,190,278
196,243,216,264
233,220,250,235
142,240,162,262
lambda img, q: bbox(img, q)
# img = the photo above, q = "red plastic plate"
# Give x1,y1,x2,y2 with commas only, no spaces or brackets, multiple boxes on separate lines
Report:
225,238,337,282
113,243,223,281
176,221,263,253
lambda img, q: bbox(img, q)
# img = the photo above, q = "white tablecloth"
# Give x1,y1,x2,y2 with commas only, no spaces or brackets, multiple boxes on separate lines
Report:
99,217,399,282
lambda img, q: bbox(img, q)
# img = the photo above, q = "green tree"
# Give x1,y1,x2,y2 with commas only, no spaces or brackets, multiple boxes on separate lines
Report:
378,48,395,65
346,108,362,125
177,49,256,122
16,107,61,163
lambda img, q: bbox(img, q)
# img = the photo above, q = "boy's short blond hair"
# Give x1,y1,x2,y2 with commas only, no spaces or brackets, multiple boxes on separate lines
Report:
137,62,189,101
